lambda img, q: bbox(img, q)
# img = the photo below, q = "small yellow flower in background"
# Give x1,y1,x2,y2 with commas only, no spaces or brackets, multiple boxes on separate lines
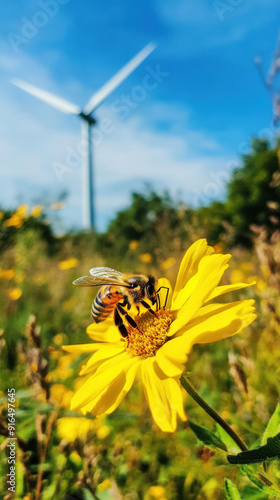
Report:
256,278,267,292
31,205,43,218
16,204,29,217
97,479,112,492
53,333,67,346
129,240,139,251
5,214,24,228
0,269,15,280
96,425,110,440
56,416,100,441
240,261,254,272
140,252,152,264
51,353,75,381
0,211,4,220
64,239,256,433
160,257,176,271
149,485,167,499
50,384,74,408
30,362,38,373
51,202,65,210
59,258,79,270
7,288,22,301
69,451,82,465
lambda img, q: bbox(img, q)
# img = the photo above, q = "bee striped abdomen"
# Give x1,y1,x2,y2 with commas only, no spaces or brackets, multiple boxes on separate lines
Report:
91,286,122,323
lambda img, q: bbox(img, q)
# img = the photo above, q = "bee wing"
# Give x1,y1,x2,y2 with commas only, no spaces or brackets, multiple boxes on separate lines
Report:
89,267,124,279
72,276,106,286
73,269,129,287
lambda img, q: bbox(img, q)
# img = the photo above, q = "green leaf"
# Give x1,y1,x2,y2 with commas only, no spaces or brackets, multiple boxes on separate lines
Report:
228,433,280,464
261,401,280,446
82,489,96,500
224,478,242,500
241,466,267,492
188,421,227,452
242,485,272,500
15,389,35,399
216,426,241,454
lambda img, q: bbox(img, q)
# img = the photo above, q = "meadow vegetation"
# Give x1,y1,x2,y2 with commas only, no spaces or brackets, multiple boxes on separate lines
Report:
1,138,280,499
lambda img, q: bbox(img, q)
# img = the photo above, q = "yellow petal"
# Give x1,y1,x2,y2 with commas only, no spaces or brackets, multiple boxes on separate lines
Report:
81,360,141,415
70,352,134,411
206,281,256,302
87,320,120,342
62,343,105,353
169,254,231,335
141,358,186,432
179,299,256,344
173,239,214,300
156,335,194,378
79,343,126,376
157,277,173,310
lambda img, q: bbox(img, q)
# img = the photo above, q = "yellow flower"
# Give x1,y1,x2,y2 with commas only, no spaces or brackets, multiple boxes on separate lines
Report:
7,288,22,300
59,258,79,270
149,486,167,499
160,257,176,271
63,239,256,433
0,211,4,220
140,253,152,264
53,333,67,346
56,417,100,441
15,204,28,217
97,479,112,492
31,205,43,217
50,384,74,408
129,240,139,251
5,214,24,228
0,269,15,280
96,425,110,440
69,451,82,465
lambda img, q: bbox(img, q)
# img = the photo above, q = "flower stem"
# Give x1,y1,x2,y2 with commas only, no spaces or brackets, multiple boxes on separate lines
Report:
180,374,248,452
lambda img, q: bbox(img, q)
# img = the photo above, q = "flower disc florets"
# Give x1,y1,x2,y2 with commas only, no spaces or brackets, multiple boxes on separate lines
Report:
126,309,174,357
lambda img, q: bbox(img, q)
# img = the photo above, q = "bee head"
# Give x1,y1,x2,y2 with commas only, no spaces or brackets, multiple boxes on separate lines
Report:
145,276,157,304
125,275,157,304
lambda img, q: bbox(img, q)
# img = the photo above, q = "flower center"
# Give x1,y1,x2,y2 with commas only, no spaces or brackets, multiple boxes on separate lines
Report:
125,309,174,357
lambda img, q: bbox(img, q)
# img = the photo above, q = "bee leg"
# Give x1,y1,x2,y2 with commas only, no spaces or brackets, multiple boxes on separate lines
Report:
140,300,158,317
156,286,169,310
114,308,128,338
118,297,131,310
117,304,137,328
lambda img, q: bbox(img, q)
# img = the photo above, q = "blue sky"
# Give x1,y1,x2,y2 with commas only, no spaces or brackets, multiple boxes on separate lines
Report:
0,0,279,231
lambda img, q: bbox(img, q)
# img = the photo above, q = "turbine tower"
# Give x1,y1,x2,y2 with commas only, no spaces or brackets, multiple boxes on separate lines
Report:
11,43,156,230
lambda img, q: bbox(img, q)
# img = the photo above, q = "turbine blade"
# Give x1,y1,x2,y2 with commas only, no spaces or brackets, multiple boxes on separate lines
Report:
83,42,156,115
11,79,81,115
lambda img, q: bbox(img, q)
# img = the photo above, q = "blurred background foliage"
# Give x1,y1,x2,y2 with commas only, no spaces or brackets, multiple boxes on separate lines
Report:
1,137,280,499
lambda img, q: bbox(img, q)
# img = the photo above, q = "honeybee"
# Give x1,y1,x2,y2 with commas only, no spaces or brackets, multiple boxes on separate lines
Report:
73,267,158,338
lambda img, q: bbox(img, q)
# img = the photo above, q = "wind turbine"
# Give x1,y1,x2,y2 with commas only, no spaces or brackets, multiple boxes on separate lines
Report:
11,43,156,230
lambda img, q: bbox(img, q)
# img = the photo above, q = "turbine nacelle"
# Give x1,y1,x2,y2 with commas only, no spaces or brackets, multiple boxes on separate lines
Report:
79,112,96,125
